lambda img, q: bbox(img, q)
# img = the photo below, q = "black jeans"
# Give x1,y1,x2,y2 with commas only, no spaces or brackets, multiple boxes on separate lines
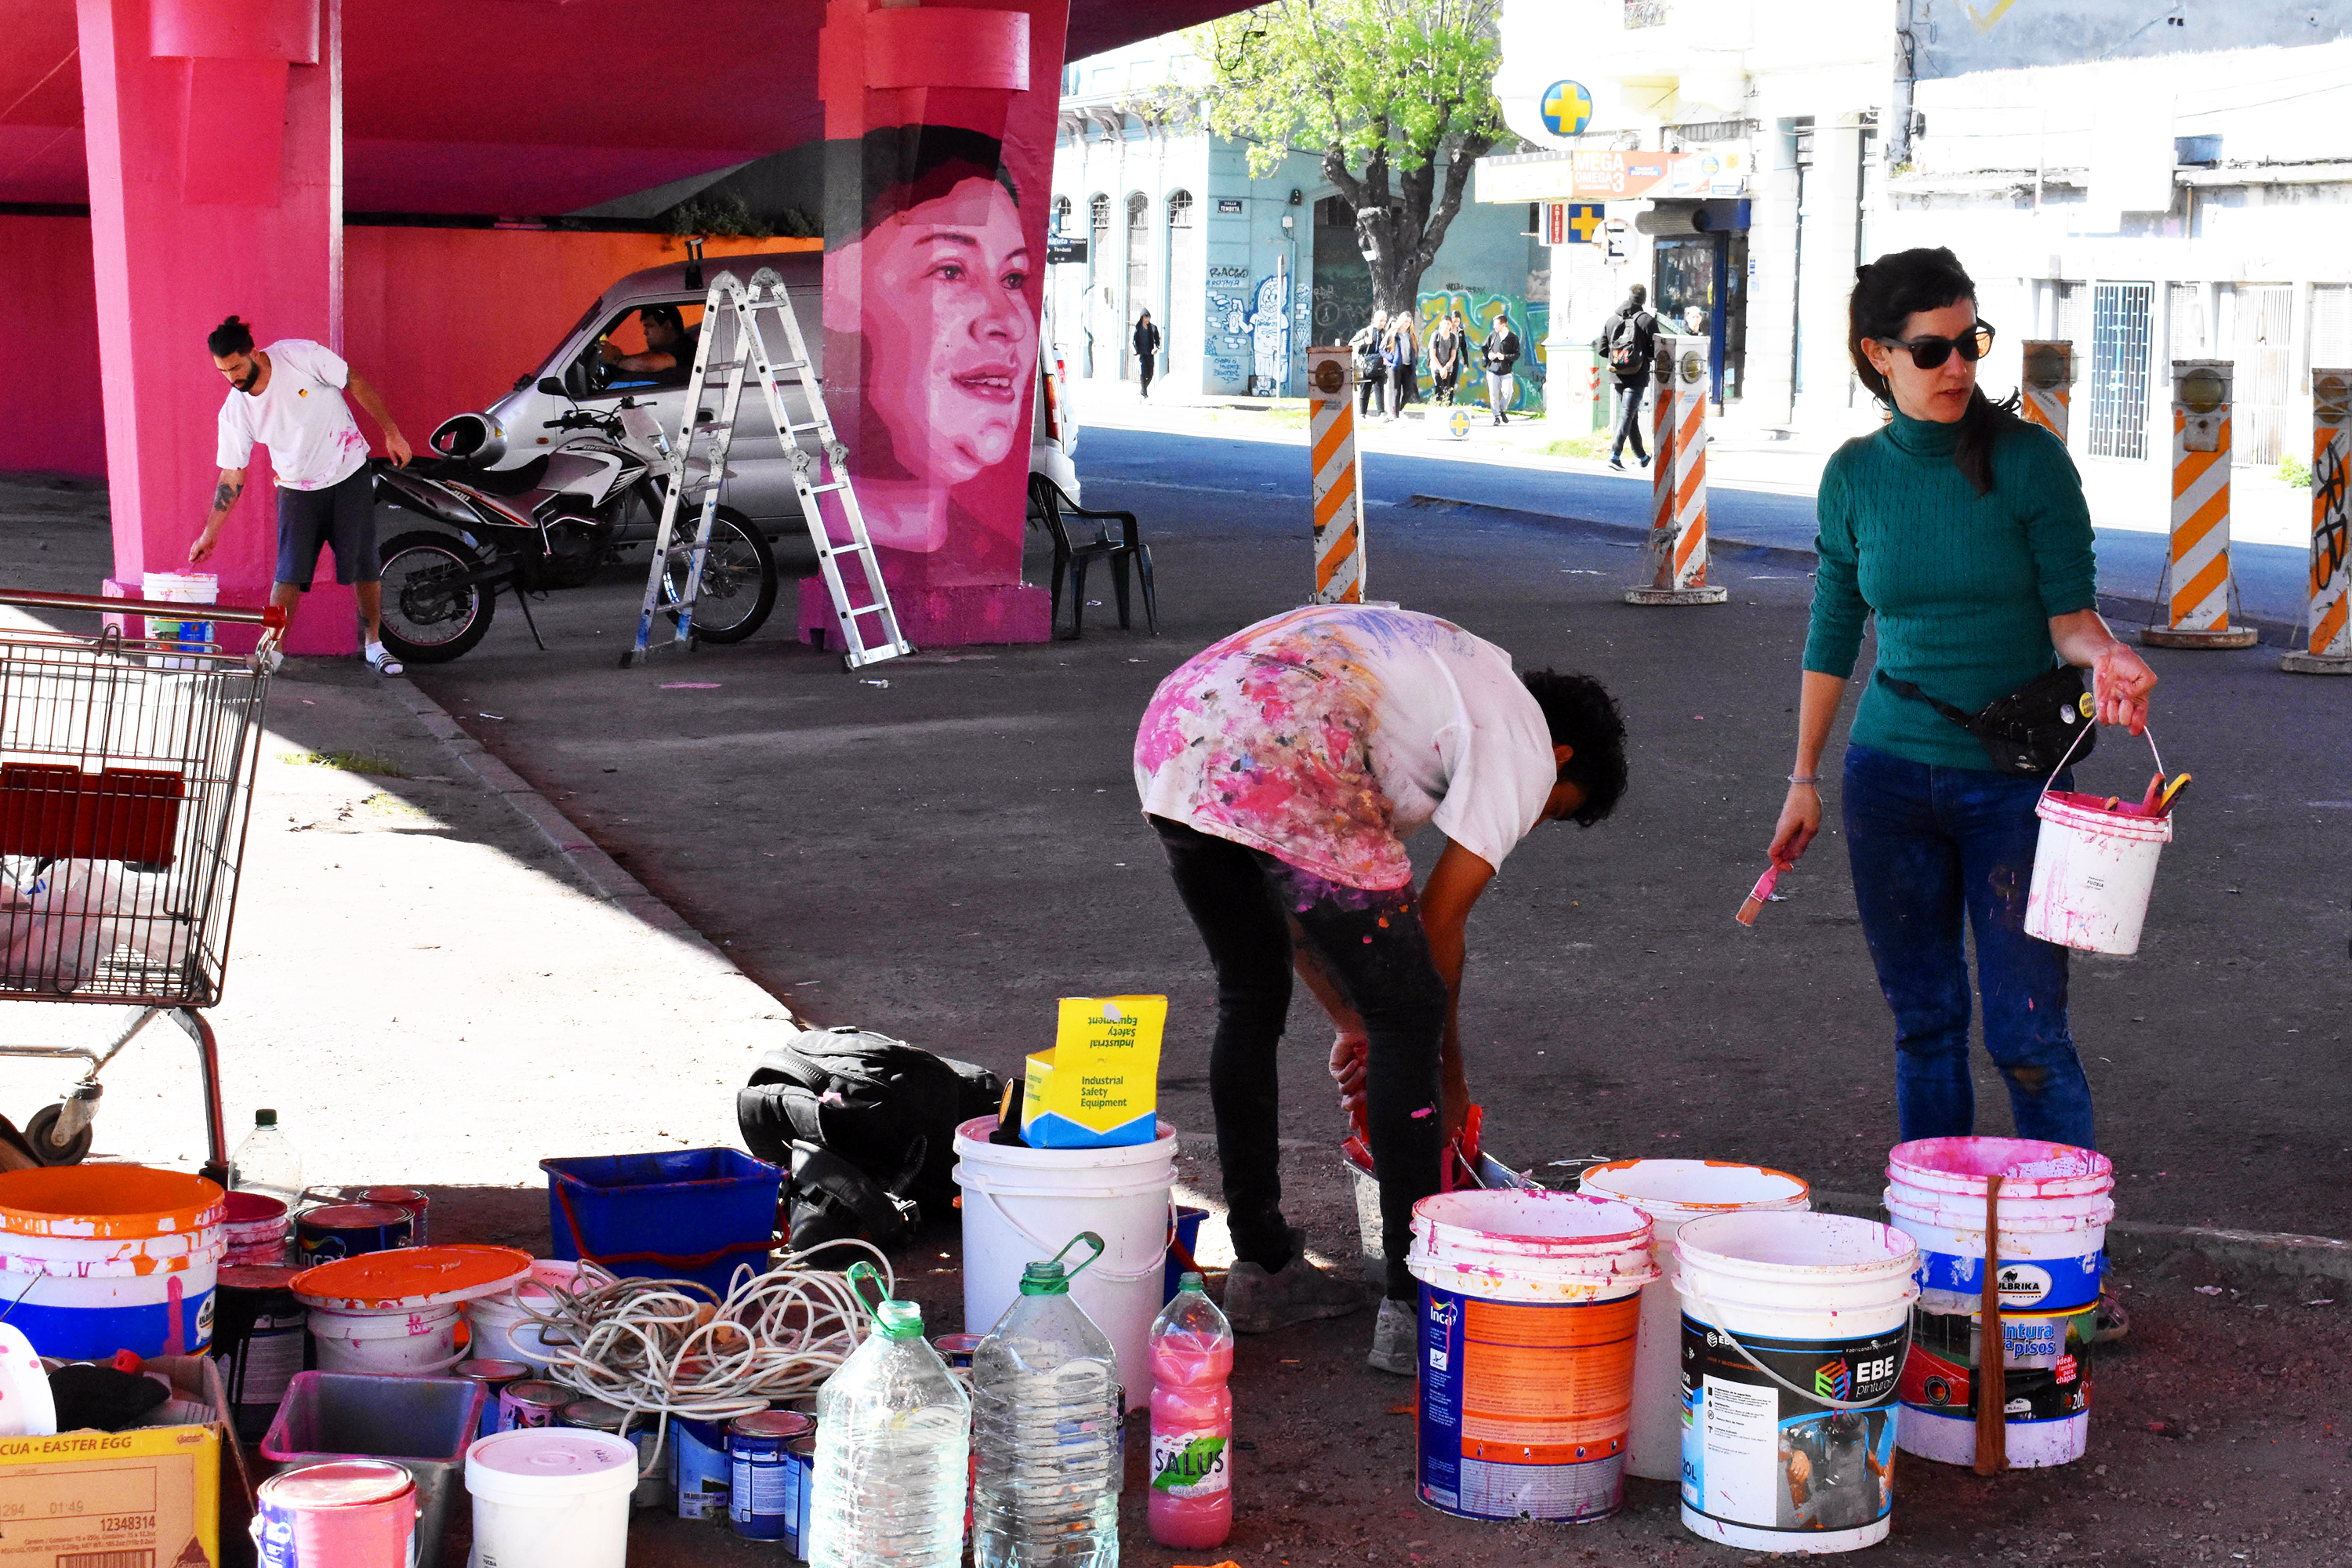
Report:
1610,376,1650,463
1138,356,1155,397
1151,817,1446,1300
1358,371,1384,416
1388,362,1414,415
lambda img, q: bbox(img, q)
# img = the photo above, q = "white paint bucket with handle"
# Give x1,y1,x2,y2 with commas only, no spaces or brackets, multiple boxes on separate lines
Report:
2024,726,2174,956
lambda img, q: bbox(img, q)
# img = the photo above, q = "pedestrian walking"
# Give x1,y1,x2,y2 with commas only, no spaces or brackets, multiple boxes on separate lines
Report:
1350,311,1387,417
1135,604,1628,1376
191,315,412,675
1481,314,1521,424
1134,310,1161,400
1428,310,1465,405
1598,285,1658,470
1764,246,2158,1156
1382,310,1418,421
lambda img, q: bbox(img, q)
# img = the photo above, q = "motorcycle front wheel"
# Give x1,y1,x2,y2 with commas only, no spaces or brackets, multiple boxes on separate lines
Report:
379,529,498,664
662,507,778,644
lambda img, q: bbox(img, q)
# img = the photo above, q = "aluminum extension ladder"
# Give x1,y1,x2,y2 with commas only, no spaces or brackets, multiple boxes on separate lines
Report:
624,267,913,670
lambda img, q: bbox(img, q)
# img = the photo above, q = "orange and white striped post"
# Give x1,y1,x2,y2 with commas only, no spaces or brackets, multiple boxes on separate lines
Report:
2144,360,2258,648
1306,346,1367,604
2283,366,2352,675
1626,334,1728,606
2020,340,2074,442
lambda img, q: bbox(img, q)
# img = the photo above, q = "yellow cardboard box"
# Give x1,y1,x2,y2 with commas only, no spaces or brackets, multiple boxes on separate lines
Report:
0,1356,230,1568
1022,995,1167,1149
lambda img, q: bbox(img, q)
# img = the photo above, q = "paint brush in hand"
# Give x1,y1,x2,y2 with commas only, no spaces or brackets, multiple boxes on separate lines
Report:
1735,864,1781,927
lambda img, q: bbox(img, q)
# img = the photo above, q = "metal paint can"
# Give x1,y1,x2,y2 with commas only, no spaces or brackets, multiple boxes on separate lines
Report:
559,1396,667,1509
456,1358,531,1439
498,1378,568,1431
786,1433,818,1554
932,1332,982,1370
212,1263,307,1443
727,1410,814,1541
672,1414,731,1520
294,1203,412,1265
354,1185,430,1245
252,1458,416,1568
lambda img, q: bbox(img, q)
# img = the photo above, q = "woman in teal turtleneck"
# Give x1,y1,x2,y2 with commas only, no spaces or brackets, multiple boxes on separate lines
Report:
1764,248,2158,1152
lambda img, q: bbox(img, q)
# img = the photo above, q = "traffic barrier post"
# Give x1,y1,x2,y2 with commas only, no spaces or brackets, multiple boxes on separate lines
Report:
2143,360,2259,649
1626,334,1728,606
2021,340,2074,442
1306,347,1367,605
2283,365,2352,674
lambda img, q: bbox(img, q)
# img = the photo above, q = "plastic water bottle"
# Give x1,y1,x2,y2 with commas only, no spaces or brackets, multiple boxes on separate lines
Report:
1148,1272,1234,1549
807,1266,971,1568
229,1109,303,1207
972,1233,1123,1567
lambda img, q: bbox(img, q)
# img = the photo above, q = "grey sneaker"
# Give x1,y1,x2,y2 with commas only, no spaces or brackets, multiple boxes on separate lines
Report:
1367,1298,1417,1377
1221,1230,1368,1334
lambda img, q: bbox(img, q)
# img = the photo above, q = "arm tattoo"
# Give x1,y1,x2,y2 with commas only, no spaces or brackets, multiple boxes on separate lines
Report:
210,479,241,515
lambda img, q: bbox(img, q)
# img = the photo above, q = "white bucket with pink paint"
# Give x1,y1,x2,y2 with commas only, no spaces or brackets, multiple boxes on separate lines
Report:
2024,728,2176,956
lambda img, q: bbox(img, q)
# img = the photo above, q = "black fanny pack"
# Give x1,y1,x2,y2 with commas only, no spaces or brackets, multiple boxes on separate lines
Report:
1878,664,2096,777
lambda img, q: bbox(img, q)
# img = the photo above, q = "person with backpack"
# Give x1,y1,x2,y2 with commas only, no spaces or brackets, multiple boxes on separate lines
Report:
1599,285,1659,470
1428,310,1465,405
1381,310,1418,422
1481,314,1522,424
1349,311,1387,417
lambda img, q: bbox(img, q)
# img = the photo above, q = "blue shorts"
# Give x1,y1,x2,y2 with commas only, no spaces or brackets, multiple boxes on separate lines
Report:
275,466,379,590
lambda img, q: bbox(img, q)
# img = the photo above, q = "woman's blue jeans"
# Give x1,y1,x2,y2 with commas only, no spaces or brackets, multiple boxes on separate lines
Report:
1841,745,2096,1149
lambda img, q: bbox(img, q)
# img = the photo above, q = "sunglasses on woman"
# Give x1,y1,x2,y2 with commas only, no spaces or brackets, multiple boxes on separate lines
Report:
1877,321,1996,370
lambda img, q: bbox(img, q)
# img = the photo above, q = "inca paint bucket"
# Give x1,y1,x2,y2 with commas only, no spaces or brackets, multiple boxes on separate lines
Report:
214,1263,308,1440
466,1428,639,1568
1674,1211,1918,1555
293,1245,533,1380
2024,789,2172,955
224,1190,291,1266
1885,1138,2114,1469
1577,1160,1813,1482
0,1165,224,1359
356,1186,431,1245
297,1203,412,1265
1406,1189,1657,1523
253,1458,417,1568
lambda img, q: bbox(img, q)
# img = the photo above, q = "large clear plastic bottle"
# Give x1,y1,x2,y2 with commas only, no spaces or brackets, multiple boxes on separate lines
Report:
807,1268,971,1568
1147,1272,1234,1549
229,1109,303,1207
971,1233,1123,1567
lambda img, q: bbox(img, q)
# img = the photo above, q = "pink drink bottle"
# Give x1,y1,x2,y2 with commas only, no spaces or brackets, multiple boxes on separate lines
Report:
1148,1272,1235,1549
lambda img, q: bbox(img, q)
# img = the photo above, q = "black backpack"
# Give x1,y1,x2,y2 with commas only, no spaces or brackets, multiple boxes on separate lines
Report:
1608,311,1652,375
737,1025,1004,1221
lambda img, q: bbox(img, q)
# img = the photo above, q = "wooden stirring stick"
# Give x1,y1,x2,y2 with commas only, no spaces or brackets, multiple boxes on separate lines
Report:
1974,1172,2007,1475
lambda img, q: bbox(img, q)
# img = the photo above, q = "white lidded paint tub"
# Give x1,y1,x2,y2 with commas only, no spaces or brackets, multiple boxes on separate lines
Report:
466,1259,608,1371
1675,1211,1918,1555
1407,1189,1657,1523
1884,1138,2114,1470
1577,1159,1813,1481
295,1245,536,1381
466,1428,638,1568
953,1115,1176,1414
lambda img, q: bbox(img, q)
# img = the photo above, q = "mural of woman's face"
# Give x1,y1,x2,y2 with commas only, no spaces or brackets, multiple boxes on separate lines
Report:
860,177,1035,495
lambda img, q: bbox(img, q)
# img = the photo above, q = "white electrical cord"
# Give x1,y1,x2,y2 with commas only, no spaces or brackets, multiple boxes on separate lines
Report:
512,1243,898,1479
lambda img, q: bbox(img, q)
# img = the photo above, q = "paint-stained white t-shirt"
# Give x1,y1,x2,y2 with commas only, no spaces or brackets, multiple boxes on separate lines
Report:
216,339,371,491
1134,605,1558,890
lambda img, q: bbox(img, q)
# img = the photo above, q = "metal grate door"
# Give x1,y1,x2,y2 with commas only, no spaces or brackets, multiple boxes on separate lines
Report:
2229,283,2293,464
2088,281,2152,460
2167,282,2208,358
2311,284,2352,376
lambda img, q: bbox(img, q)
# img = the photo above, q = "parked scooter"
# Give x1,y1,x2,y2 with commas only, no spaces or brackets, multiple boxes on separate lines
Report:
370,397,778,664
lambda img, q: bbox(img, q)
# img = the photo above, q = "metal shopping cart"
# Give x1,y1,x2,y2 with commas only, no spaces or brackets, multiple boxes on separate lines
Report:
0,589,285,1184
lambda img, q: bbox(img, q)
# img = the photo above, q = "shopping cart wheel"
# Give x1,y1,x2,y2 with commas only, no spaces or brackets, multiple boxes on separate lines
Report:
25,1104,92,1167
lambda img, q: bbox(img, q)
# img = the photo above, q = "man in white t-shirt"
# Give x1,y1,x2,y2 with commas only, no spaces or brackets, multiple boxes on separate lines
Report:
189,314,412,673
1133,604,1628,1374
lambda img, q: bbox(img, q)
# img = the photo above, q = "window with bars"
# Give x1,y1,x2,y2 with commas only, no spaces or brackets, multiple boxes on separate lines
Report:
1167,191,1193,229
2087,281,2152,461
2228,283,2294,465
2167,282,2208,361
1052,194,1072,238
2312,284,2352,379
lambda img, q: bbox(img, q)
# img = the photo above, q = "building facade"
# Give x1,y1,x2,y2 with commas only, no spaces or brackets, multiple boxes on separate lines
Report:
1486,0,2352,466
1052,39,1552,408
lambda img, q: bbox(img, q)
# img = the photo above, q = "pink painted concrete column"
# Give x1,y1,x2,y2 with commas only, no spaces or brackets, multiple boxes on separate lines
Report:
805,0,1070,648
78,0,355,655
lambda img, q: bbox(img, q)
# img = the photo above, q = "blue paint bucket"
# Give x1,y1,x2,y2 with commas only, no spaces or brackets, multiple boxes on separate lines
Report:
672,1415,731,1519
1163,1204,1208,1302
728,1410,813,1541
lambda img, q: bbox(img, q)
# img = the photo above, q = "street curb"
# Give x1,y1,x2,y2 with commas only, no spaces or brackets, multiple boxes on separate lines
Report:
383,681,754,975
1401,493,2307,646
1811,1189,2352,1285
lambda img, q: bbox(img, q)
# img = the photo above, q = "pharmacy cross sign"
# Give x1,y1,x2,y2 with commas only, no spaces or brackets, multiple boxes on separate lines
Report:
1541,80,1594,138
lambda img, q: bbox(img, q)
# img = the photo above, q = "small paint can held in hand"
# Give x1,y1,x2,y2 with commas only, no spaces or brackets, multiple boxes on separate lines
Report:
457,1359,531,1439
672,1415,731,1520
499,1379,568,1432
295,1203,412,1265
727,1411,814,1541
354,1185,430,1245
252,1458,416,1568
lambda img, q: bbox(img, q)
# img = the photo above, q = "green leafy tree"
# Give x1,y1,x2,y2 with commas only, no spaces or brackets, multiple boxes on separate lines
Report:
1194,0,1508,319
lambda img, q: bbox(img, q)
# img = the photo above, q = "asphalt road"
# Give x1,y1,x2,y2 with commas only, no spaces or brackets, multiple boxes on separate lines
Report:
1074,423,2321,629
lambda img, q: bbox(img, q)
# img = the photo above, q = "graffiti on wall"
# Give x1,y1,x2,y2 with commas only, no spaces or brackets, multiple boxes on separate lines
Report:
1416,290,1548,414
1207,261,1297,394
